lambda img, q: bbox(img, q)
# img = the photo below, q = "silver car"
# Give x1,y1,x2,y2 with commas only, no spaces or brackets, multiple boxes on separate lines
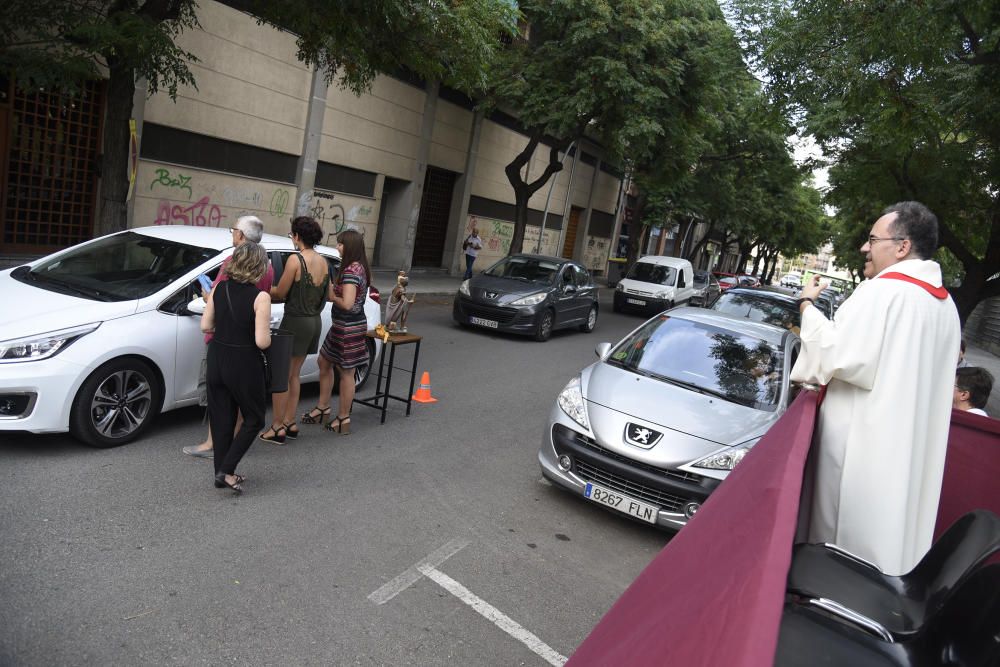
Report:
538,308,800,530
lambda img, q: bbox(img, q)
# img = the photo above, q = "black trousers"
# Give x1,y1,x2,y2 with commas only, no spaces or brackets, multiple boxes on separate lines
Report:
206,342,266,477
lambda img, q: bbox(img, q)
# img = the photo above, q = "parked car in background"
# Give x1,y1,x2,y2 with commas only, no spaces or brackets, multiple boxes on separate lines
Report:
709,286,801,333
713,271,739,292
453,254,598,341
737,274,761,288
690,270,721,306
0,226,383,447
539,308,800,530
613,256,696,315
780,272,802,289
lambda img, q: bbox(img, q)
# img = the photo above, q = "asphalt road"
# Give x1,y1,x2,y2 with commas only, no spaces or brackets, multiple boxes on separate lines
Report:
1,291,672,666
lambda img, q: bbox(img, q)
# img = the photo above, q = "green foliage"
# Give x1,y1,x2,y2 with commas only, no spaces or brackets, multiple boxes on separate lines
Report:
1,0,200,98
731,0,1000,319
496,0,729,163
244,0,518,95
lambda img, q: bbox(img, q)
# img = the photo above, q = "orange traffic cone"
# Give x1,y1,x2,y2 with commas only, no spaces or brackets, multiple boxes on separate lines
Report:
411,371,438,403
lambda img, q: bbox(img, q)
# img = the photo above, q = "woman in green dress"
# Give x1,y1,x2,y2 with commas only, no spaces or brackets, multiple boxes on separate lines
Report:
259,216,330,444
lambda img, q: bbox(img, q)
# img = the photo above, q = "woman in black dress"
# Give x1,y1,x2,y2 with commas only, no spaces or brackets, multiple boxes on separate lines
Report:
201,242,272,493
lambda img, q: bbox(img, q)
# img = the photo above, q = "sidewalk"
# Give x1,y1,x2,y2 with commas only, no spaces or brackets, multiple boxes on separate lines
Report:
371,268,464,299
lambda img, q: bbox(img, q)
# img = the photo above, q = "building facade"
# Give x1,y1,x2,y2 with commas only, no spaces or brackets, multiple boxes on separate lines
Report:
0,1,621,275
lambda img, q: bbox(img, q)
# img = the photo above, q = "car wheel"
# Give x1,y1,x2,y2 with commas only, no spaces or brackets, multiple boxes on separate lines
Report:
334,339,377,393
579,305,598,333
534,309,554,342
70,358,162,448
612,300,621,313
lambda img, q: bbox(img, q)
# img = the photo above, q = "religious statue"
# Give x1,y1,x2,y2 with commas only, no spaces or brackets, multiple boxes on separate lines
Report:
385,270,415,333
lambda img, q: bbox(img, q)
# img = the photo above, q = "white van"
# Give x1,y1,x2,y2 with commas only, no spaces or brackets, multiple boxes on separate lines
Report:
613,255,696,314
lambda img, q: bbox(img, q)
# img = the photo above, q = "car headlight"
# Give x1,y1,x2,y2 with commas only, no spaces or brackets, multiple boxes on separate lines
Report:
557,376,590,431
511,292,547,306
656,290,670,299
615,283,624,292
459,280,471,296
0,323,101,363
691,438,761,471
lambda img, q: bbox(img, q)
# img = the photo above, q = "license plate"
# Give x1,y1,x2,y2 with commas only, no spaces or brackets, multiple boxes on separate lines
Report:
584,482,659,523
470,316,498,328
627,298,646,306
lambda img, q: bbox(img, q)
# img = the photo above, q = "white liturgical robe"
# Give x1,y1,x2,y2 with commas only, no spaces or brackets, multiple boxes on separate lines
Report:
790,259,961,575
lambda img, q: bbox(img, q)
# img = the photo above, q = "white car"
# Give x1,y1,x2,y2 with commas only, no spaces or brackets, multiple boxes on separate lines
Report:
0,226,382,447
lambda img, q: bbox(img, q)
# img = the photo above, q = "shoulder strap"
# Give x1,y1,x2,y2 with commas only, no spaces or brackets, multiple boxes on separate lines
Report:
878,272,948,299
294,252,309,278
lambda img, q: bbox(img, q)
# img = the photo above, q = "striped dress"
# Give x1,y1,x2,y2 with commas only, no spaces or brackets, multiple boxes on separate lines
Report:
320,261,369,369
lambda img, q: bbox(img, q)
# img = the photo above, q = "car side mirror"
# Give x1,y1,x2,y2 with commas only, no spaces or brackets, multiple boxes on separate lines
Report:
595,342,612,359
186,296,206,316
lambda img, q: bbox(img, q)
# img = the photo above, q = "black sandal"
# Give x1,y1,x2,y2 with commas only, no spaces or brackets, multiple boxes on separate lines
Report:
259,424,287,445
215,473,243,494
284,422,299,439
301,406,331,425
324,415,351,436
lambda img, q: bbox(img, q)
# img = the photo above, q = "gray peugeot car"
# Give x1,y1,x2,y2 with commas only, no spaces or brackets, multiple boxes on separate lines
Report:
453,254,599,341
538,307,800,529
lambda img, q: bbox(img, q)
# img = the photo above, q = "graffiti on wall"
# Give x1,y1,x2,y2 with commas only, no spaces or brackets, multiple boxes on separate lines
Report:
135,162,381,241
149,168,193,200
136,161,298,232
153,197,225,227
468,215,609,271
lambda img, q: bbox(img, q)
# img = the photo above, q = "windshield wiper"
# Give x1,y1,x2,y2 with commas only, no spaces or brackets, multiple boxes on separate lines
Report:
29,272,115,301
654,374,754,405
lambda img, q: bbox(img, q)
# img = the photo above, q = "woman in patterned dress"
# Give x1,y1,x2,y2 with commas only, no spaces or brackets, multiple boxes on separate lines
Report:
317,229,371,435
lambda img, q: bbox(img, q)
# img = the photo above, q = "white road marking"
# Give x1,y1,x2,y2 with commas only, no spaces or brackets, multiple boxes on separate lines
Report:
418,564,568,667
367,538,470,605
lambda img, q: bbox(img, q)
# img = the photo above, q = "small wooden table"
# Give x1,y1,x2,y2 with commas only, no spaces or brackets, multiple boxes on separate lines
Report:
353,331,422,424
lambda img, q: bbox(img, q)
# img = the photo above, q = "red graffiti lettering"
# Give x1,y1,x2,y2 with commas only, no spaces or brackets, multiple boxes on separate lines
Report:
152,196,225,227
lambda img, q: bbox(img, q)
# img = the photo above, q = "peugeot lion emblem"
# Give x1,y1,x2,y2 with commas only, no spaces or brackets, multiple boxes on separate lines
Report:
486,291,499,300
624,423,663,449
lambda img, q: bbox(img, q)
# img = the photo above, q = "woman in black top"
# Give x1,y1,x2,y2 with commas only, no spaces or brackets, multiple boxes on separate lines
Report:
201,242,272,493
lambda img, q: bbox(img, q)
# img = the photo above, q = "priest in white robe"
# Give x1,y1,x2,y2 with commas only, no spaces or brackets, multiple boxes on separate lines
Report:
790,201,961,575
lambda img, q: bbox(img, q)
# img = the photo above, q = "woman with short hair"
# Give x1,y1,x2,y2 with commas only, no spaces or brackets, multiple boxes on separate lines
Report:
201,242,272,493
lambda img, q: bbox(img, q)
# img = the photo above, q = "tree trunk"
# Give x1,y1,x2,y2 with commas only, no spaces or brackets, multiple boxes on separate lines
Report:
95,58,136,236
939,209,1000,324
626,192,649,267
504,134,568,256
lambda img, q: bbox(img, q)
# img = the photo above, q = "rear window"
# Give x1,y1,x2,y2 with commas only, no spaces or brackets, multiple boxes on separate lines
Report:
710,292,800,332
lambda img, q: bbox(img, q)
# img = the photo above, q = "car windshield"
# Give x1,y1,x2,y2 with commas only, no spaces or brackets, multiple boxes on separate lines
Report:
483,256,561,284
23,231,219,301
606,316,785,411
693,272,709,287
710,292,801,332
626,262,676,286
719,277,738,287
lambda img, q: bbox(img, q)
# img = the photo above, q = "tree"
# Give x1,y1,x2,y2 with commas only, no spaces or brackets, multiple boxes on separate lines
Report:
492,0,732,256
1,0,517,236
731,0,1000,321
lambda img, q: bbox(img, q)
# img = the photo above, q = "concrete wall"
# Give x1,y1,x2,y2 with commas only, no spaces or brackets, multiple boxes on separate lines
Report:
145,2,311,155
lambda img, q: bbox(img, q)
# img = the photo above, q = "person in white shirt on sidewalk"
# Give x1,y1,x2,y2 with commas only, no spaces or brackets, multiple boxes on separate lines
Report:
462,224,483,280
790,201,961,576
